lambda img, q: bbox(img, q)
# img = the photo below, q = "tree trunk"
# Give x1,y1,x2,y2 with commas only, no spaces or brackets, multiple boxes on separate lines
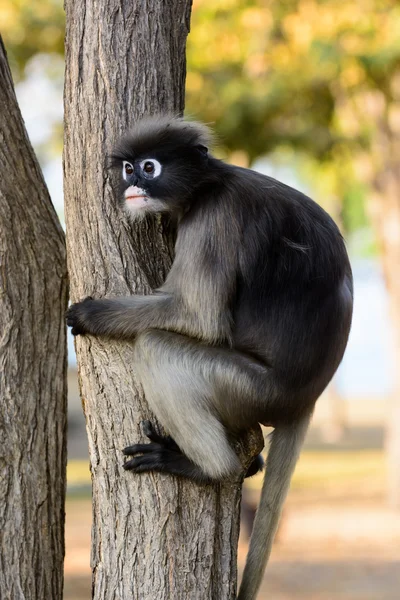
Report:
320,382,347,444
368,162,400,508
0,37,68,600
63,2,262,599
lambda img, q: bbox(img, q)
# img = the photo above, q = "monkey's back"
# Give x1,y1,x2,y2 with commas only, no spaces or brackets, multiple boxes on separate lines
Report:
229,167,353,418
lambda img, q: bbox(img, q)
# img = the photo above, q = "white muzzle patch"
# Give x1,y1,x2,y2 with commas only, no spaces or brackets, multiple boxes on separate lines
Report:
124,185,149,209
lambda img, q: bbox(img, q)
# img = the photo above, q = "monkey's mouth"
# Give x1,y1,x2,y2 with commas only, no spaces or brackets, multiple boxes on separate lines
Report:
126,195,148,203
125,185,149,207
125,195,150,211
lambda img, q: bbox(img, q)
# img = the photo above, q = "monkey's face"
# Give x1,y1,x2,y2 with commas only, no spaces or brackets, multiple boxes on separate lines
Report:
115,147,209,221
111,117,211,220
119,157,168,218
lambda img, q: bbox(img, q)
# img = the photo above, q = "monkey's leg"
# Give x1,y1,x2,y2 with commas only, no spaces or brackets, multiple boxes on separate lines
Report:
124,421,263,482
125,330,274,482
123,421,214,484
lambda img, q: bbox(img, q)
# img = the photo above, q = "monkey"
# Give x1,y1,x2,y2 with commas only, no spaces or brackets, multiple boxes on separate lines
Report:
66,115,353,600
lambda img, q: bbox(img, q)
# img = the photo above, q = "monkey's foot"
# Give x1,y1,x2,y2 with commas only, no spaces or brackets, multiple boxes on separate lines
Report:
123,420,212,484
245,453,264,478
140,420,181,451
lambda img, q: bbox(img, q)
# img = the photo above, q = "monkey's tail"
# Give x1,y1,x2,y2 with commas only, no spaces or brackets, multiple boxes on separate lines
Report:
237,414,311,600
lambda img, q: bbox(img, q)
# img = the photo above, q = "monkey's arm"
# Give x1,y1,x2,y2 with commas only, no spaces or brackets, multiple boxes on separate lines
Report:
159,195,239,345
66,293,176,339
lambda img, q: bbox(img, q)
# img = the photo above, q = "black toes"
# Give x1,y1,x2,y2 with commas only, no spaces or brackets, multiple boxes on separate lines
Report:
122,427,212,484
141,420,162,443
122,440,170,474
245,453,264,478
123,442,159,456
123,453,164,472
123,423,183,475
140,421,181,452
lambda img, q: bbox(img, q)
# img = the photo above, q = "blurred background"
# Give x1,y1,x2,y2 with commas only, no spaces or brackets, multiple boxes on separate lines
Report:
2,0,400,598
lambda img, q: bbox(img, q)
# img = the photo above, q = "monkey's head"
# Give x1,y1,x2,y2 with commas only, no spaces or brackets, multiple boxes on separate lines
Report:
111,115,212,219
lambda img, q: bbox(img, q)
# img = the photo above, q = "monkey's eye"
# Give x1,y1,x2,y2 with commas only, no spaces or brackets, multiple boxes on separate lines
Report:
139,159,162,179
122,161,134,181
143,162,154,174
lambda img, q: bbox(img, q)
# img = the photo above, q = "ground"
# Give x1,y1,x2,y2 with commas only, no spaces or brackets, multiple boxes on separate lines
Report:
64,448,400,600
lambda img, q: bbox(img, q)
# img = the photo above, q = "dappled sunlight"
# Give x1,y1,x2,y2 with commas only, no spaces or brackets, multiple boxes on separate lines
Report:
3,0,400,598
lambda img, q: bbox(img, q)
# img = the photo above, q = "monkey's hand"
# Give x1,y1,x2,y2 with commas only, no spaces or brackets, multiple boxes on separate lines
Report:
67,293,173,340
66,296,95,336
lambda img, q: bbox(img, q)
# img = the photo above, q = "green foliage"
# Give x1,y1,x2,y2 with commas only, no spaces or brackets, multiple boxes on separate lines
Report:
187,0,400,158
185,1,400,242
3,0,400,243
0,0,64,80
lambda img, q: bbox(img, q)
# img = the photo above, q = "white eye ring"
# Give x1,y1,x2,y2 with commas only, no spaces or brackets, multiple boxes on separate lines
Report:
122,161,134,181
139,158,162,179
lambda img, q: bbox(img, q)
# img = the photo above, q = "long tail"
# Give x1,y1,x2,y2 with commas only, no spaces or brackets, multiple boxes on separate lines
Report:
237,415,311,600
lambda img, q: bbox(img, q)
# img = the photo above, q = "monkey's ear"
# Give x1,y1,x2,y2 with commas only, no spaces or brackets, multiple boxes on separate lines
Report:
196,144,208,157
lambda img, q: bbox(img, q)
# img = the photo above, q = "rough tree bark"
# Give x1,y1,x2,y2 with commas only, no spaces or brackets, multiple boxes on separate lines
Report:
0,37,68,600
361,88,400,508
368,151,400,508
63,1,262,599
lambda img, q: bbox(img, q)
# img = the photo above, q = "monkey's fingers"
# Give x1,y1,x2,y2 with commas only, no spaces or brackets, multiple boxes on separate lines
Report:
123,442,160,456
65,308,77,327
141,420,181,452
141,420,160,440
67,316,86,336
123,445,213,483
66,297,94,335
123,453,164,472
70,327,82,336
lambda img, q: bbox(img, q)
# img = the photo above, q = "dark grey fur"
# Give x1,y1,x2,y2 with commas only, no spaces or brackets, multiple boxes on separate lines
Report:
67,116,353,600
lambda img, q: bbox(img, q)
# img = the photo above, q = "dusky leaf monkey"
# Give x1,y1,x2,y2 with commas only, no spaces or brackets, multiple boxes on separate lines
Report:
67,116,353,600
